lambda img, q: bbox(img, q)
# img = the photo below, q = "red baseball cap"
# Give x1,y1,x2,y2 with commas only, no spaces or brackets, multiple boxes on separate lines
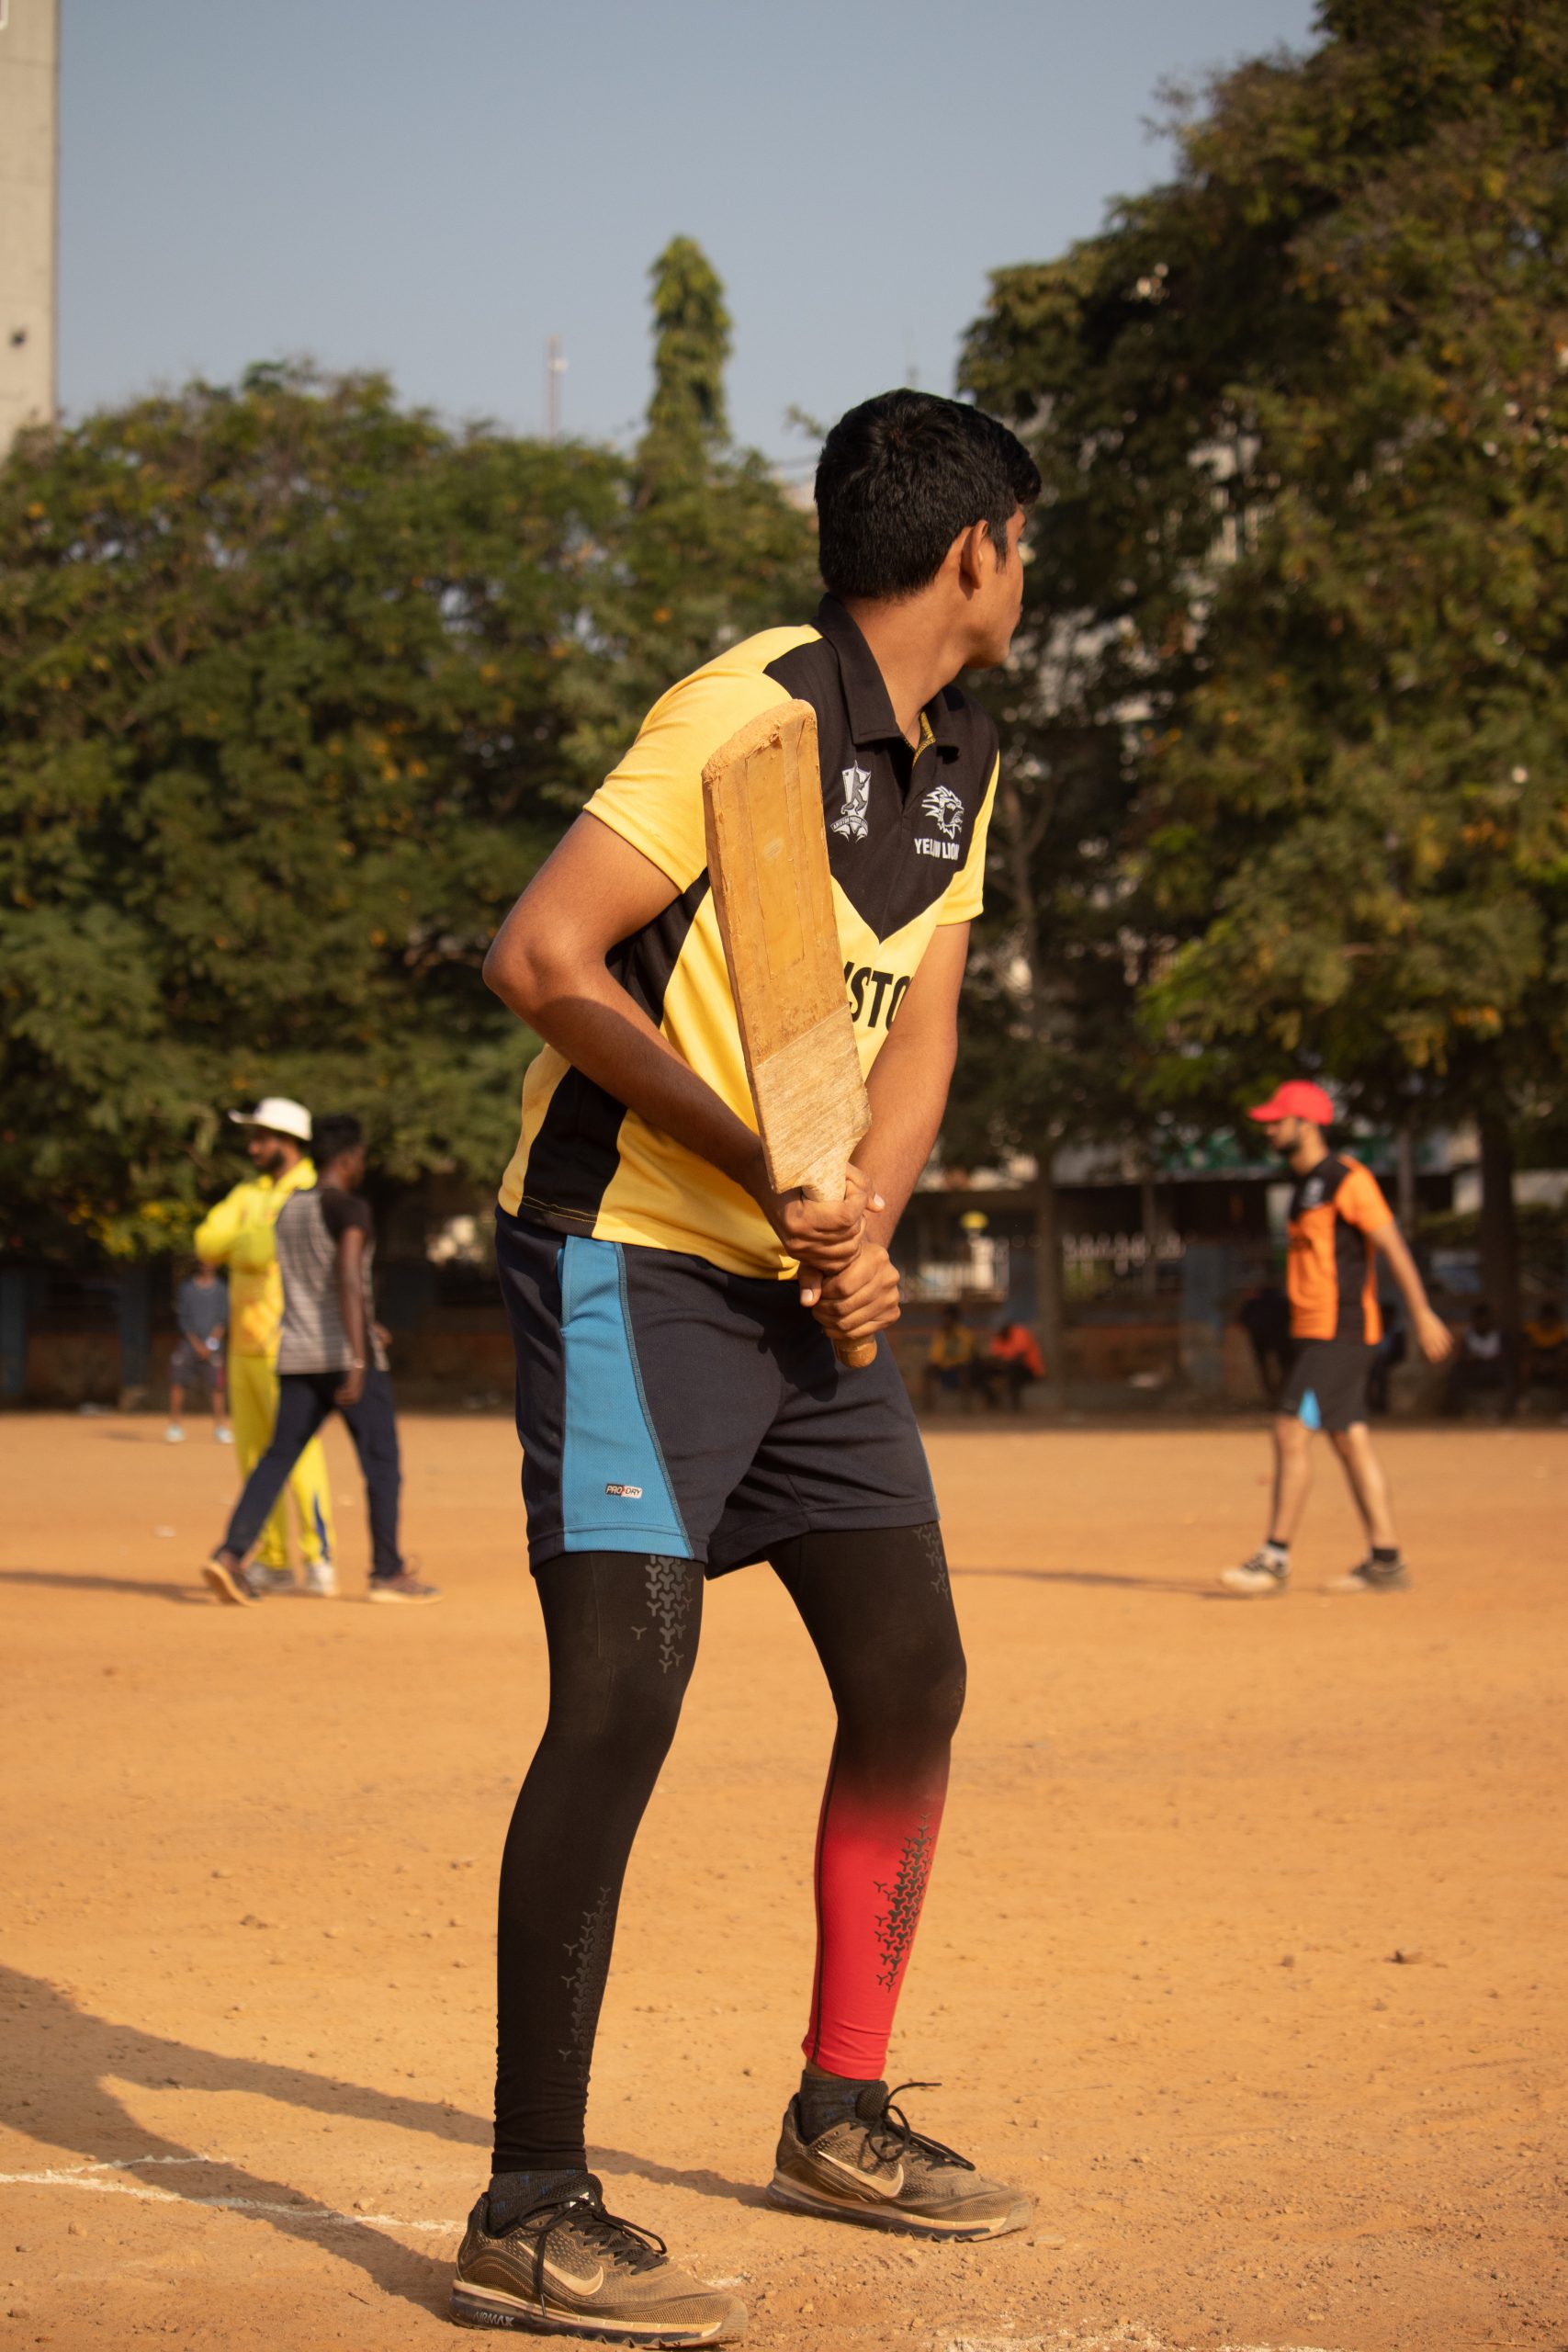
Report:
1247,1080,1335,1126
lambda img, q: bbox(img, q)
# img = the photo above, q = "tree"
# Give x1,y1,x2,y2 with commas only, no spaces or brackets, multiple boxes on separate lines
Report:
643,235,731,458
961,1,1568,1328
0,243,818,1269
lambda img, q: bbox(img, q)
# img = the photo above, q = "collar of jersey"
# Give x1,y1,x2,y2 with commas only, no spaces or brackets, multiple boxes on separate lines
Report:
813,596,963,758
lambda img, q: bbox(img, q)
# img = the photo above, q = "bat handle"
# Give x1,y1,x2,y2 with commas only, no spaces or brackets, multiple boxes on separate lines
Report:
800,1169,880,1374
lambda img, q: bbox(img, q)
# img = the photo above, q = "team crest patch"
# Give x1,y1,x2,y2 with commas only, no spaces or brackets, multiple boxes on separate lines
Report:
831,764,871,842
914,783,965,862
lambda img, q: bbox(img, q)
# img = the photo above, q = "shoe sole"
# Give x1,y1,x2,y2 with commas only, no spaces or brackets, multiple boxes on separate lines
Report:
449,2281,743,2344
202,1558,251,1607
367,1588,441,1604
765,2175,1029,2241
1327,1577,1410,1594
1218,1577,1288,1596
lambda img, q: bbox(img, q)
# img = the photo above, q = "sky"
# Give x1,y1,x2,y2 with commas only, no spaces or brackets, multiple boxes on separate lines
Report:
59,0,1319,468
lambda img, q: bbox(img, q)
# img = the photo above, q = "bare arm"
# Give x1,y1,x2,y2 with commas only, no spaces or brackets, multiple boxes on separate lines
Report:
1371,1222,1453,1363
483,816,866,1275
804,924,968,1344
336,1227,369,1405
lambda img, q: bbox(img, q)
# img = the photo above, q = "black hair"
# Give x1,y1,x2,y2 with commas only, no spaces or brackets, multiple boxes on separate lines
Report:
310,1112,363,1170
815,390,1040,603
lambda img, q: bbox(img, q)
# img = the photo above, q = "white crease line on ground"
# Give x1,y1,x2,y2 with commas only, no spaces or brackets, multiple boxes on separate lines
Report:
947,2340,1337,2351
0,2157,458,2233
946,2337,1338,2352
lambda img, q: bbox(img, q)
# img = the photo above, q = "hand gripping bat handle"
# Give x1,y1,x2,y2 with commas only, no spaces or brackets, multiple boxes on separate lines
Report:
801,1174,879,1372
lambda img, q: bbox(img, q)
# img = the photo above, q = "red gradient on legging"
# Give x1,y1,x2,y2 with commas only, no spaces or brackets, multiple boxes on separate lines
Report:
803,1750,949,2076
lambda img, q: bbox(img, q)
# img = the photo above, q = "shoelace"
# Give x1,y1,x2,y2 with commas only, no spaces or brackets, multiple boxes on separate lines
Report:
864,2080,975,2174
513,2188,669,2305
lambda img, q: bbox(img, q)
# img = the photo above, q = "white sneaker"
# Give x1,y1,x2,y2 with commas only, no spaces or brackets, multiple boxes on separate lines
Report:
164,1424,186,1444
1220,1547,1290,1596
215,1424,234,1444
251,1565,298,1595
303,1560,338,1599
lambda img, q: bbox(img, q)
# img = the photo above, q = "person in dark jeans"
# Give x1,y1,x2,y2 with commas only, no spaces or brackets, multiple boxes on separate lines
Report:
201,1114,439,1606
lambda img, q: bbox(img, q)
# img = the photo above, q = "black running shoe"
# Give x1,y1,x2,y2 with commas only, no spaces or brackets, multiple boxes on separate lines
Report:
1326,1555,1411,1593
768,2080,1028,2240
450,2174,744,2343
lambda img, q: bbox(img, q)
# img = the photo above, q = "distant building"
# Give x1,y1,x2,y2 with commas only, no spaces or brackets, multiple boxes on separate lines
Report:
0,0,59,458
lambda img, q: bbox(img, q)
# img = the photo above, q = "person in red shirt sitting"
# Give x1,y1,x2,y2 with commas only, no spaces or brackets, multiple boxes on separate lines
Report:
979,1317,1045,1411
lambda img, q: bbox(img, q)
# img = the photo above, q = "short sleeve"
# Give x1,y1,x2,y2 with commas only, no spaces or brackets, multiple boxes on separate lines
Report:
1337,1163,1393,1232
937,752,999,925
584,667,792,892
320,1189,372,1241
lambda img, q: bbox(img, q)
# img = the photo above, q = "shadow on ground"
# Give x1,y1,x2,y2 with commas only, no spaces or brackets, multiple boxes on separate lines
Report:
0,1967,758,2321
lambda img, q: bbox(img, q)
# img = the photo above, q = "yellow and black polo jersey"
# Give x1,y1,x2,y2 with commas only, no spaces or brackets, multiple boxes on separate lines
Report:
499,595,999,1277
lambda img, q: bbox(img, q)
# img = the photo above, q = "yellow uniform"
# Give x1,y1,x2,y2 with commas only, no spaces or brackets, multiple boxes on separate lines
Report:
196,1160,335,1573
499,600,997,1275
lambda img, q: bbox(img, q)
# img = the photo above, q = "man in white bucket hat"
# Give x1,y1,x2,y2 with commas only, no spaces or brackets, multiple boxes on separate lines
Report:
193,1098,337,1595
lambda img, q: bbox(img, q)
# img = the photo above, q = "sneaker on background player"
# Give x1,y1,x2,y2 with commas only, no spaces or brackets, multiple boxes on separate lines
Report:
164,1423,186,1444
450,2176,743,2343
252,1565,298,1595
367,1567,439,1604
1326,1555,1411,1594
1222,1080,1452,1600
1221,1543,1290,1596
302,1557,338,1598
770,2079,1028,2240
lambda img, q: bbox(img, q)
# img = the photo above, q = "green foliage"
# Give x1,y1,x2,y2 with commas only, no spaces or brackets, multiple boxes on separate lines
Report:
644,235,732,458
0,241,817,1261
958,0,1568,1177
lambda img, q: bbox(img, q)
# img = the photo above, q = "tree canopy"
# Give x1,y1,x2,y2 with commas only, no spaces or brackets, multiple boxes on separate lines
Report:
0,247,816,1261
960,0,1568,1314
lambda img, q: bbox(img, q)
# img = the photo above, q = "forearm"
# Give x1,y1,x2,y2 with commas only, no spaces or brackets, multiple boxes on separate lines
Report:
1376,1225,1432,1320
496,964,765,1198
337,1247,368,1365
858,1023,957,1250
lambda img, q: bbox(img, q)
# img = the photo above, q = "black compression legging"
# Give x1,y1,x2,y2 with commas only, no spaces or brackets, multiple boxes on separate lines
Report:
492,1527,964,2172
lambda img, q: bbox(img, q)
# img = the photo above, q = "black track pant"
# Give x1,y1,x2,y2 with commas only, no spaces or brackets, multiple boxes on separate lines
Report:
492,1528,964,2172
221,1367,403,1578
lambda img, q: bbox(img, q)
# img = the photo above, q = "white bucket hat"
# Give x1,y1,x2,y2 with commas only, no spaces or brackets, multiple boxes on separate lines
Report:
228,1095,312,1143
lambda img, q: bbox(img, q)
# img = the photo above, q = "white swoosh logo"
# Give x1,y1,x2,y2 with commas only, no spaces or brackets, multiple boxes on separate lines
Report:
819,2150,904,2200
543,2258,605,2296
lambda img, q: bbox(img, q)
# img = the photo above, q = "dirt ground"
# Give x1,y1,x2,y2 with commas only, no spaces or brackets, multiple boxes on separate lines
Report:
2,1410,1564,2352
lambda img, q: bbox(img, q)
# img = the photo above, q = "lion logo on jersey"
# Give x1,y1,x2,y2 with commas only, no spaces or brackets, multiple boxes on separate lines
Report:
920,784,965,841
831,763,872,843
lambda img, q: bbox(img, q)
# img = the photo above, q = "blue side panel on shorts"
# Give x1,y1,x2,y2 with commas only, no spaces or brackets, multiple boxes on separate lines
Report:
1298,1386,1322,1431
558,1235,692,1555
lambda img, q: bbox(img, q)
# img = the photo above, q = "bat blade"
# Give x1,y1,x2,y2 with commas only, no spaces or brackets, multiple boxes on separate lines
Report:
703,698,875,1367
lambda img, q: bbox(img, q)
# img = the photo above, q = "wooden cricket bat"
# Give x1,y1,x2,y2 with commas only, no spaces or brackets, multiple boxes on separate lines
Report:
703,698,877,1371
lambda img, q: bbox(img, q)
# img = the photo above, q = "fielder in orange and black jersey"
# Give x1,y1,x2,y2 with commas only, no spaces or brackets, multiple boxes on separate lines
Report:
1280,1156,1394,1430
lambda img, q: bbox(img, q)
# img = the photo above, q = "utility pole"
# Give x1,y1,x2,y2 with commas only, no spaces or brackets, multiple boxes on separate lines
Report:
545,334,566,440
0,0,60,458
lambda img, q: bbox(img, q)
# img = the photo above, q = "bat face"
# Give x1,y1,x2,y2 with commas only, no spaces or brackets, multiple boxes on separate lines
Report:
703,700,871,1201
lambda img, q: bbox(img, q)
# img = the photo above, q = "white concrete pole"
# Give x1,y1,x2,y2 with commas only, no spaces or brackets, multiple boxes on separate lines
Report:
0,0,60,457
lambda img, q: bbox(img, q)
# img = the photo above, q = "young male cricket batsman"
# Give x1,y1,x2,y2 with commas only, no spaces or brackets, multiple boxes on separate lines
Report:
453,391,1040,2344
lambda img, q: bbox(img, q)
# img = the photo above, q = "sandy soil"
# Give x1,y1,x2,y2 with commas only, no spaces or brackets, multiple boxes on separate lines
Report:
1,1410,1564,2352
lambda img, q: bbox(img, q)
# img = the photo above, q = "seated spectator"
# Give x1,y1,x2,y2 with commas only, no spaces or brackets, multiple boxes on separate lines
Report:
1443,1300,1516,1419
922,1305,975,1412
978,1317,1045,1411
1520,1298,1568,1412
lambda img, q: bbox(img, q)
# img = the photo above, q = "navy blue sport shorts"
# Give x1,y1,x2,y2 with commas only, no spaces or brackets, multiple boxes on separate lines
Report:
495,1205,936,1575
